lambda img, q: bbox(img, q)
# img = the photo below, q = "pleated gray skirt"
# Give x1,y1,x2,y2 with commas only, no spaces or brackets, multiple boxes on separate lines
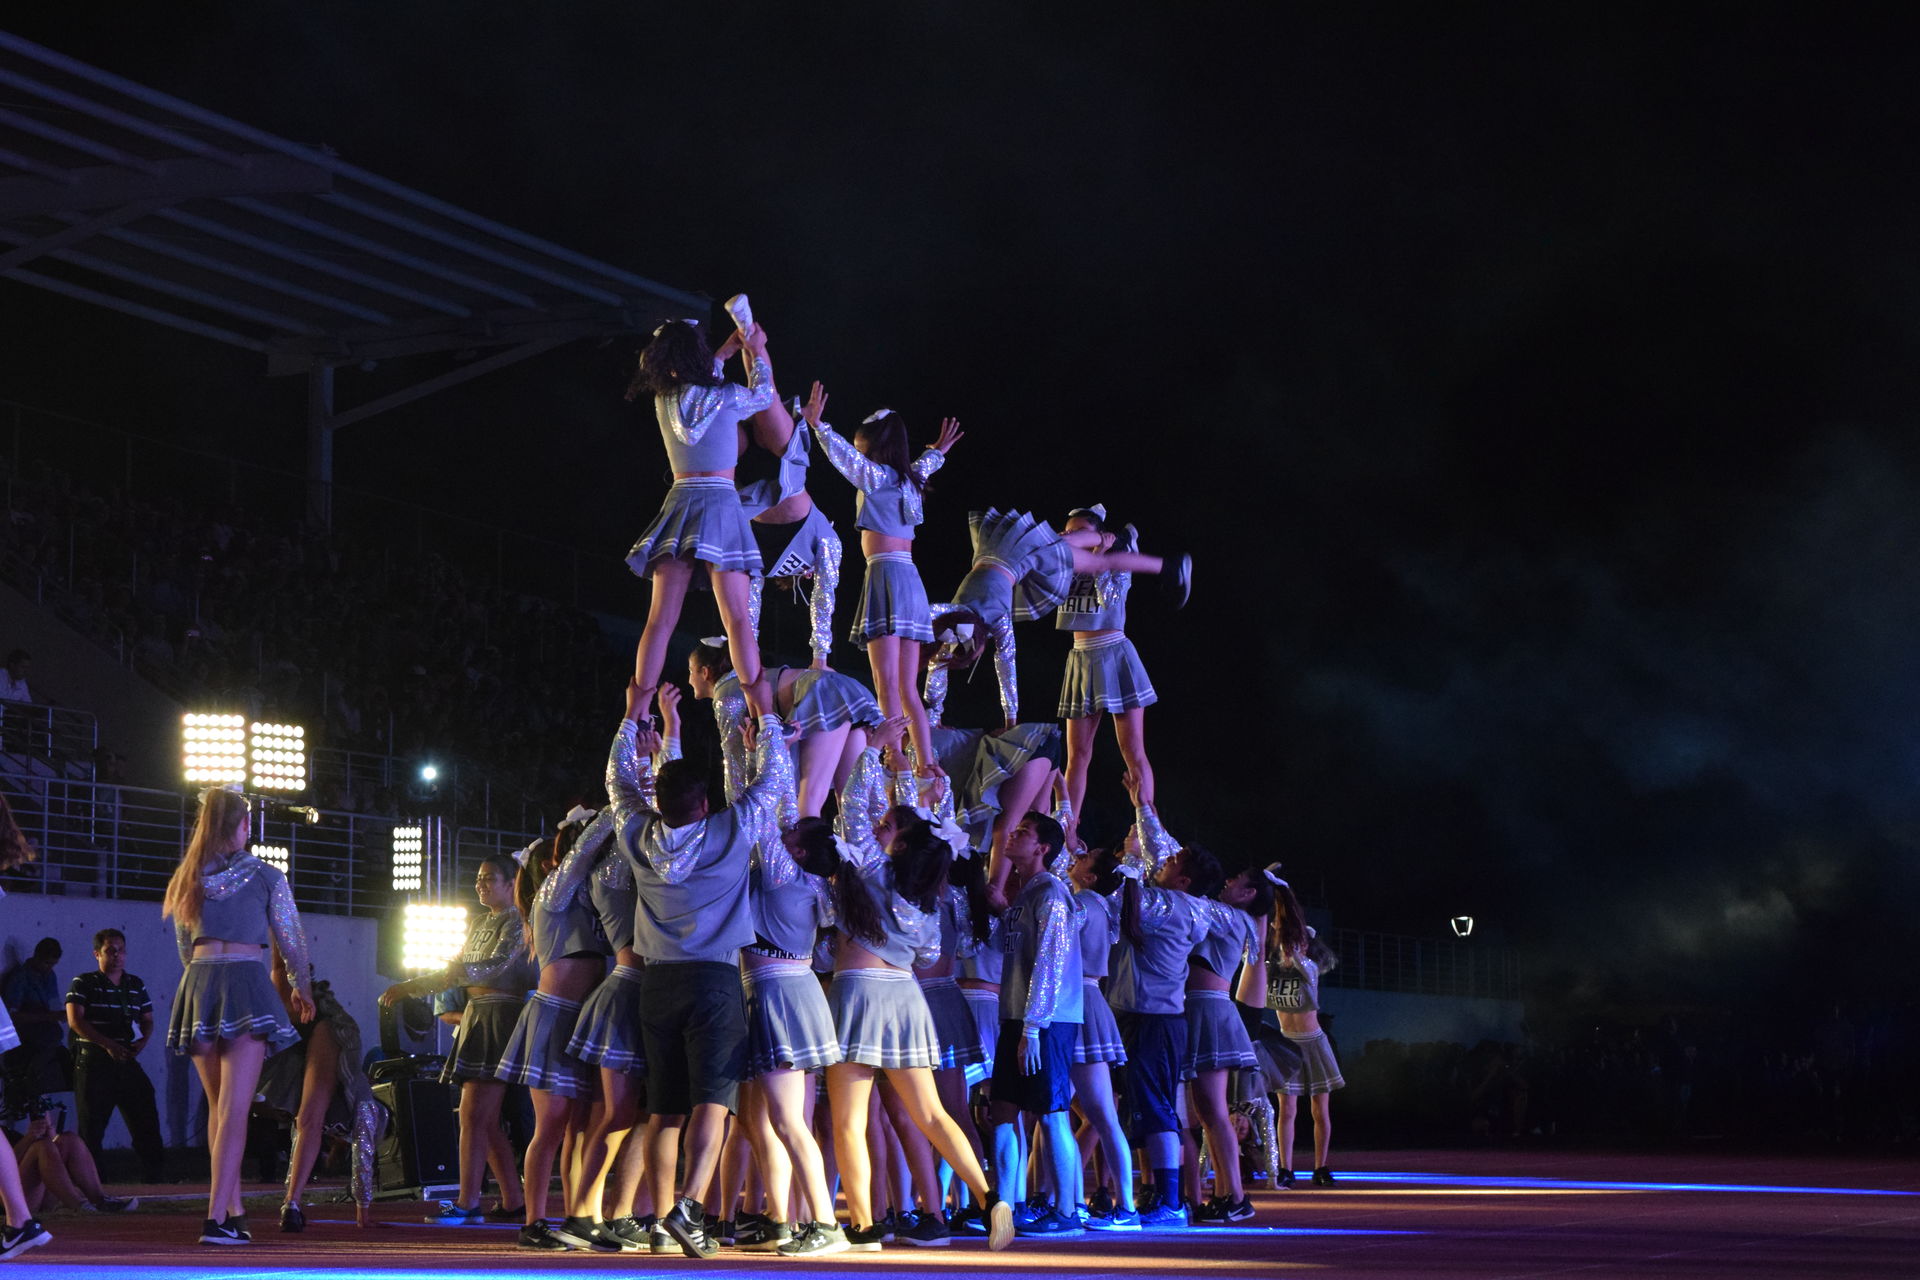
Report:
440,993,525,1085
568,964,647,1076
1278,1028,1345,1096
627,476,762,577
746,964,843,1076
917,975,988,1070
851,552,934,644
1058,633,1158,719
1073,981,1128,1065
830,967,940,1071
495,989,591,1097
1182,989,1257,1079
167,955,298,1054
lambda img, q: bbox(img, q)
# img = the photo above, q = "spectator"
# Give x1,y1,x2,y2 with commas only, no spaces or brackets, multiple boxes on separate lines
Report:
4,1099,135,1214
64,930,165,1182
1,940,70,1097
0,652,29,704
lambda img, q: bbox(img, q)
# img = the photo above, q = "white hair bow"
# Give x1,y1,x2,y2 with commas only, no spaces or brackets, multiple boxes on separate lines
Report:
651,317,700,336
512,839,541,867
562,805,598,828
699,635,728,650
1071,503,1109,521
909,806,970,857
862,408,894,424
935,618,975,644
1263,862,1286,887
831,835,858,865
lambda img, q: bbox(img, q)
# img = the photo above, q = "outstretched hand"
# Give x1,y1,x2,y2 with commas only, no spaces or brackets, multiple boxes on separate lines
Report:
867,715,910,754
656,683,683,735
742,323,769,355
933,417,964,453
804,381,829,428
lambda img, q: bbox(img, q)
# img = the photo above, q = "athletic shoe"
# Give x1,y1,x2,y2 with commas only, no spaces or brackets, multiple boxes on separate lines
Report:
1223,1196,1256,1222
737,1221,793,1252
0,1220,50,1261
1138,1196,1189,1228
1087,1207,1142,1231
895,1210,951,1247
950,1205,987,1236
1311,1167,1336,1187
484,1202,525,1223
603,1216,648,1252
725,294,754,333
1162,552,1193,609
426,1200,483,1224
649,1223,676,1255
518,1220,574,1251
278,1201,304,1232
662,1197,718,1259
1278,1168,1296,1189
986,1198,1015,1252
1193,1196,1231,1225
1017,1208,1085,1237
877,1209,899,1243
199,1218,249,1246
1011,1198,1048,1229
1088,1186,1117,1218
550,1216,622,1251
778,1222,851,1257
222,1214,251,1242
844,1222,886,1252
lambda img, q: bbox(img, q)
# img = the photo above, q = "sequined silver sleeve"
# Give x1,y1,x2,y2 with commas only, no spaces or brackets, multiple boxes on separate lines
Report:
606,721,656,830
990,611,1019,725
747,572,765,640
737,714,797,845
1134,802,1179,874
1047,794,1076,879
350,1096,383,1214
712,683,751,805
1022,878,1074,1030
949,883,979,960
922,661,949,724
835,748,888,871
908,446,948,486
174,919,193,967
811,419,892,495
537,814,607,911
809,525,842,667
263,867,312,1001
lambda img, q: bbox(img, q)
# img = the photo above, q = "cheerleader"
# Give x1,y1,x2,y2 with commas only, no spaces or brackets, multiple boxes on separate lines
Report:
260,950,385,1231
922,659,1063,861
737,383,842,669
1054,506,1160,835
379,853,530,1226
823,740,1014,1252
0,796,51,1261
624,317,776,720
498,810,616,1251
740,790,854,1256
689,637,879,816
162,785,312,1246
924,514,1179,910
1064,844,1139,1228
806,382,962,790
1180,861,1270,1225
1269,881,1343,1187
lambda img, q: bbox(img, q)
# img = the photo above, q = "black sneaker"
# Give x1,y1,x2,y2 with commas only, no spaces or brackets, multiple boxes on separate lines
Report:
199,1218,249,1246
715,1218,737,1246
484,1202,525,1223
1192,1196,1231,1225
778,1222,851,1256
950,1205,987,1236
896,1210,951,1246
1016,1207,1084,1237
426,1200,483,1224
1311,1167,1336,1187
1088,1186,1116,1218
649,1222,676,1254
604,1215,649,1252
222,1214,251,1242
1278,1168,1296,1189
279,1201,305,1232
550,1216,621,1251
1162,552,1193,609
1223,1195,1255,1222
662,1197,718,1259
736,1220,792,1251
845,1221,886,1253
518,1219,574,1251
877,1209,899,1243
0,1219,50,1261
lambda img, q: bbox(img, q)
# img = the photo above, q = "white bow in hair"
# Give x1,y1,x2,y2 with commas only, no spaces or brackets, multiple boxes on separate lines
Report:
1071,503,1108,521
699,635,728,650
862,408,894,424
512,839,542,867
909,805,970,857
1263,862,1286,886
831,834,858,864
651,317,699,336
935,618,975,644
563,805,598,828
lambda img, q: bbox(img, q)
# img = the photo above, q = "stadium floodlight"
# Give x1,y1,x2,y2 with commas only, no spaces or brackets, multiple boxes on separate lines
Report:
251,843,291,874
181,713,247,785
401,902,468,972
249,722,307,792
1450,915,1475,938
391,826,425,893
419,764,439,783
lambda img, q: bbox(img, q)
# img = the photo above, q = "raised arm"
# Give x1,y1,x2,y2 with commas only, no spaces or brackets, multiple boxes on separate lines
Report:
537,812,610,912
810,417,893,494
808,531,842,669
910,416,963,483
922,661,950,724
712,680,751,805
736,712,797,844
607,681,666,836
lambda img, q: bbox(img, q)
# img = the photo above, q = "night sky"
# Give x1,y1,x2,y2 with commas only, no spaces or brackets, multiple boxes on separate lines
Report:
6,5,1920,1015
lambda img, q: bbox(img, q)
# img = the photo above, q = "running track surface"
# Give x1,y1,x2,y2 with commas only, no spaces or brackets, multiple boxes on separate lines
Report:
6,1148,1917,1279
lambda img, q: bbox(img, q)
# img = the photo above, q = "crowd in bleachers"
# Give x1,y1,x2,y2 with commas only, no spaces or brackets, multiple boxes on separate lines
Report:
2,455,620,820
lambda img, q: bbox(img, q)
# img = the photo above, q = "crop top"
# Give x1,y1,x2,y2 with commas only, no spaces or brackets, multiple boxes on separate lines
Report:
810,419,945,537
831,748,940,970
1270,950,1320,1012
172,853,311,999
1055,568,1130,632
531,816,615,967
655,355,774,473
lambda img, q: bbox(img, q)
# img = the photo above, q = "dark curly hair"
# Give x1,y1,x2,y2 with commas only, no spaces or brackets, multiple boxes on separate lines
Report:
626,321,722,401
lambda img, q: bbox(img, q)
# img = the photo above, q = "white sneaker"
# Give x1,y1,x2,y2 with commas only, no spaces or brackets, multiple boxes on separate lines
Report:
725,293,754,332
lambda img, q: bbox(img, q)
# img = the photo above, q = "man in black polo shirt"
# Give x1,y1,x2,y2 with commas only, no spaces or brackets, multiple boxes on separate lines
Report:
65,929,166,1182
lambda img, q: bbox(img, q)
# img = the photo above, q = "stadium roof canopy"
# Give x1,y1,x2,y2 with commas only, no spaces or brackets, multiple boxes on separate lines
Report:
0,29,705,524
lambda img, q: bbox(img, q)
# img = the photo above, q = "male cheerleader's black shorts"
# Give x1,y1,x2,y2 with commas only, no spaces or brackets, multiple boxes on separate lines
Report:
991,1019,1077,1115
638,961,746,1115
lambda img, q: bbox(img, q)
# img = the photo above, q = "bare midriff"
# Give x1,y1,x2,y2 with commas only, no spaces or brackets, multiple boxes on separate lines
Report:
190,939,263,959
861,530,913,557
1185,960,1231,994
835,935,902,974
754,491,814,524
537,955,605,1000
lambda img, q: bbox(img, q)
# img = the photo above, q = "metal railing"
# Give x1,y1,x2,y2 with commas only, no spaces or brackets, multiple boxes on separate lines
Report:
0,770,539,920
0,697,98,779
1319,928,1521,1002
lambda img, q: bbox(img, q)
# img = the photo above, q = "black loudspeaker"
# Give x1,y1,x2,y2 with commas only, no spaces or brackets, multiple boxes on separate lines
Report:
372,1065,457,1193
